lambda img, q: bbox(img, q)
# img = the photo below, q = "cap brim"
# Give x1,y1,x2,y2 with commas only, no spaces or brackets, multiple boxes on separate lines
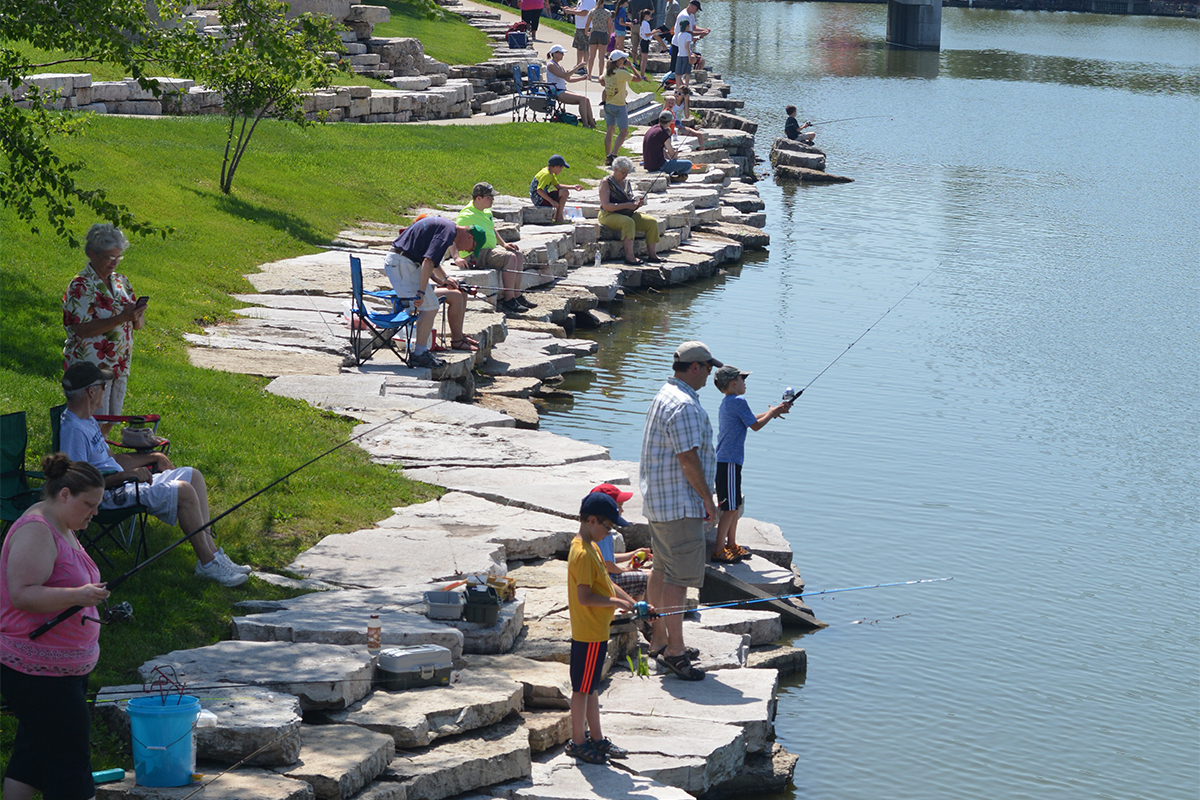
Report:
709,357,724,367
610,513,632,528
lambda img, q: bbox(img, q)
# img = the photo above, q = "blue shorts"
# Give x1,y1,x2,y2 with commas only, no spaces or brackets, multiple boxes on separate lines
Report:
570,639,608,694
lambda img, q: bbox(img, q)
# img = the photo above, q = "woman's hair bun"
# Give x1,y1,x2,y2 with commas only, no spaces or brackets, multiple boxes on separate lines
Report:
41,452,73,480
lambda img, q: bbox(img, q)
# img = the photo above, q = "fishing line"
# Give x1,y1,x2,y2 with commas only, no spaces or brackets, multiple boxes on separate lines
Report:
29,399,453,640
796,264,941,395
809,114,893,125
642,577,953,618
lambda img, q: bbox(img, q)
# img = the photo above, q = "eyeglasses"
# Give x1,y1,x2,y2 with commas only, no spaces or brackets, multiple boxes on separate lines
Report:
87,382,107,393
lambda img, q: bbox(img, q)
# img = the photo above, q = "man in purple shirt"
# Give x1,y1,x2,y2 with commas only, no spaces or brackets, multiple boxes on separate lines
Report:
642,111,692,180
385,217,484,368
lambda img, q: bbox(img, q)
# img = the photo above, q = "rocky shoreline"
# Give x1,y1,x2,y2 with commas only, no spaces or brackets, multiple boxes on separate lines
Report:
88,31,826,800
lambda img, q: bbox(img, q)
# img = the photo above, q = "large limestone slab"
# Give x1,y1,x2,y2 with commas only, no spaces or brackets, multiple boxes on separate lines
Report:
287,527,508,588
190,347,343,377
96,685,303,766
600,713,746,794
689,607,783,647
650,624,747,673
704,743,800,800
600,668,779,753
375,493,576,561
232,588,467,659
266,377,503,427
276,725,395,800
384,717,532,800
248,250,390,296
467,654,571,710
746,644,807,676
139,641,376,711
706,555,801,597
518,710,571,752
329,668,522,748
96,769,315,800
506,753,694,800
354,422,609,469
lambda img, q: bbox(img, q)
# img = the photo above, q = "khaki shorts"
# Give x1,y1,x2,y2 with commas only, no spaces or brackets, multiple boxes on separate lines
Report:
649,517,706,588
572,28,589,51
477,246,511,270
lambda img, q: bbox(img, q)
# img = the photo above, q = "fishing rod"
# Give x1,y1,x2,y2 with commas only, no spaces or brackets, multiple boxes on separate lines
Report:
809,114,892,125
638,577,953,618
784,264,940,399
29,399,452,640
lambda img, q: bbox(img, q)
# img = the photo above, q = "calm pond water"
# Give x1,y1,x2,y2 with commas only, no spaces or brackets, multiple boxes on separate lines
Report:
538,5,1200,799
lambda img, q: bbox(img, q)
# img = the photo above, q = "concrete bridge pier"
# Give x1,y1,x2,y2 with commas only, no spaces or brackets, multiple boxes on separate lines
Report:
886,0,942,51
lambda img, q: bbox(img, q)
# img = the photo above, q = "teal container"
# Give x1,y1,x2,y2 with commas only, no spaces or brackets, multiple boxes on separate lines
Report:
127,695,201,787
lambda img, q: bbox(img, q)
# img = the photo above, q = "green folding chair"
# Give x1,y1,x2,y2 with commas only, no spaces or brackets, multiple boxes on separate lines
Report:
1,412,44,536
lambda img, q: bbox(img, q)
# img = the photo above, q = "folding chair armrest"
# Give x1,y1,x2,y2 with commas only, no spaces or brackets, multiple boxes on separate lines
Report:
94,414,161,425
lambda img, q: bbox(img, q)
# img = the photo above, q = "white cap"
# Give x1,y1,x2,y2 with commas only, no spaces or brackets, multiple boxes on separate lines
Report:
548,44,565,55
609,49,629,61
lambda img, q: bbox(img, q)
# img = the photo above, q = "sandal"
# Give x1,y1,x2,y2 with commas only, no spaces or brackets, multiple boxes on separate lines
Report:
731,544,752,560
710,547,738,564
644,256,663,263
657,651,705,681
651,645,699,661
623,257,643,266
451,338,479,352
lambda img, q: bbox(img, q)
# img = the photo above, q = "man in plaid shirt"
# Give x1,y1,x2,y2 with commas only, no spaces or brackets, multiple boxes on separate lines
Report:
638,341,721,681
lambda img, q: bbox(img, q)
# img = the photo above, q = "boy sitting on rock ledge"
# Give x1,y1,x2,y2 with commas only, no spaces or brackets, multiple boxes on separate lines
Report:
566,491,644,764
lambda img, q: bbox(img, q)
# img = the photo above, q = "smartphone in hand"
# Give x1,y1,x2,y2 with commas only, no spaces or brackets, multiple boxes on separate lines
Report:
135,296,149,308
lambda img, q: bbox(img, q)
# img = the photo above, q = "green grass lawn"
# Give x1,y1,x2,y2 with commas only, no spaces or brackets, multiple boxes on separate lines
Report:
467,0,578,36
371,0,494,65
0,112,607,775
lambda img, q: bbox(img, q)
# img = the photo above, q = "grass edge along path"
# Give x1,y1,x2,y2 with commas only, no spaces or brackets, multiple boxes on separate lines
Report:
0,112,606,776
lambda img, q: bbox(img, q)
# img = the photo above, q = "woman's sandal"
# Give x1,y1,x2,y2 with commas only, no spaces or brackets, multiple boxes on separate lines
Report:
657,651,705,681
451,338,479,352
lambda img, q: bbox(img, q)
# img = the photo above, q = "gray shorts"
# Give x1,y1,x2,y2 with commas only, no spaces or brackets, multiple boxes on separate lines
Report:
604,103,628,130
649,517,706,588
589,29,608,45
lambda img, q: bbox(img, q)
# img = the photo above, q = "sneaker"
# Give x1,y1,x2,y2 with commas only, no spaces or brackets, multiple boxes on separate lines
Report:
216,548,252,574
499,298,526,316
566,739,608,764
409,350,444,369
195,557,248,587
516,294,538,309
588,735,629,759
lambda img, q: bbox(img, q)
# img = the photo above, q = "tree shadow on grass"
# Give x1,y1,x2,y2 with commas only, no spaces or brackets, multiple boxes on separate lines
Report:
0,270,68,378
188,187,330,248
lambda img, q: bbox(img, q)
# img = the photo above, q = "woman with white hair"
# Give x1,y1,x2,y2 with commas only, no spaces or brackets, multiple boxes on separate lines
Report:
546,44,596,128
598,156,662,265
62,223,146,419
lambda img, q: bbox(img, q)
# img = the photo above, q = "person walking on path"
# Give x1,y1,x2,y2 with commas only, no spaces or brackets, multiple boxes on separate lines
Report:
586,1,614,81
566,491,642,763
519,0,546,41
710,365,790,564
565,0,597,73
638,340,722,681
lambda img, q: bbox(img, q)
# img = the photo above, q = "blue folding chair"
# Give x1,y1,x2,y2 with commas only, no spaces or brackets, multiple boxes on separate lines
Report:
349,255,419,366
526,63,561,121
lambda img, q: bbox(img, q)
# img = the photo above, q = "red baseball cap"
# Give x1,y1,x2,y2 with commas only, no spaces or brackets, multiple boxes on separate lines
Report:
591,483,633,503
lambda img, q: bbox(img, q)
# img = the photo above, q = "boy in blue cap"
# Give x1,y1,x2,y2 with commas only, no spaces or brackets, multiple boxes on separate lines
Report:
566,491,646,763
711,365,790,563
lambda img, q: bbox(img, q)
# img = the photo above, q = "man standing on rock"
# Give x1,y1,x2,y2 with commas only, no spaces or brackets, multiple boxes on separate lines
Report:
639,340,721,681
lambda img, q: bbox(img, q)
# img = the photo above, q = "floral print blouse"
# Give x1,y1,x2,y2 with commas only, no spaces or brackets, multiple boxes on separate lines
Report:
62,265,136,378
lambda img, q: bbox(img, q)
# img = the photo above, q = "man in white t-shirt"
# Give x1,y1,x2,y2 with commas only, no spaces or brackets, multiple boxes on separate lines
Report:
669,0,708,67
566,0,597,73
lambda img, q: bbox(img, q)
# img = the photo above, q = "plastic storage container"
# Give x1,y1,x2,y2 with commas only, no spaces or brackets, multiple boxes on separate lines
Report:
424,590,465,620
127,695,201,787
463,585,502,625
376,645,453,691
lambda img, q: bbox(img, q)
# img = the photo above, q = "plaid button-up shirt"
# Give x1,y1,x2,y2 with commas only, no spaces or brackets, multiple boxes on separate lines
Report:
639,377,716,522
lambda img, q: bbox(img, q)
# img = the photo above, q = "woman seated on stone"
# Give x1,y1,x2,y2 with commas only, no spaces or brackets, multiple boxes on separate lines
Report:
545,44,595,128
598,156,662,266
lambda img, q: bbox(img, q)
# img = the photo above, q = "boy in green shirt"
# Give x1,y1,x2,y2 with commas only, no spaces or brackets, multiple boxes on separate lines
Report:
566,491,644,764
530,154,584,224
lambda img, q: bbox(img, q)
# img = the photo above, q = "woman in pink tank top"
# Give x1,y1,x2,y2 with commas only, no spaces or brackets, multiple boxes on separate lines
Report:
1,453,109,800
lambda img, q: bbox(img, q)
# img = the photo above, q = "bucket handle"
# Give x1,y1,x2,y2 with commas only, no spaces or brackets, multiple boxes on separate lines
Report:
130,719,198,753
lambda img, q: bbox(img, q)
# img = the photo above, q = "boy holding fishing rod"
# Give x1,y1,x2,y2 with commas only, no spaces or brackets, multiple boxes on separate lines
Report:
711,366,791,563
566,491,645,764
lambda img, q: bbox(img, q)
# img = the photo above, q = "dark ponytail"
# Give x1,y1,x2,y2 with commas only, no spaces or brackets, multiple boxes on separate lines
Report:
41,453,104,500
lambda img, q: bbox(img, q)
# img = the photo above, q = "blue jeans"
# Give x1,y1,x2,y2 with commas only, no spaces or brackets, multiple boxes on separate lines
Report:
660,158,692,177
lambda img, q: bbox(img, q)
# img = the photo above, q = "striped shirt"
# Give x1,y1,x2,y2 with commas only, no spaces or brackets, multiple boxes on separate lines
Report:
639,377,716,521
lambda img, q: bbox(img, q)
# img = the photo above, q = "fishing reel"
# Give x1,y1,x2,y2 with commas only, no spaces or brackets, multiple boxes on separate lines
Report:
781,387,802,405
81,600,134,627
632,601,655,620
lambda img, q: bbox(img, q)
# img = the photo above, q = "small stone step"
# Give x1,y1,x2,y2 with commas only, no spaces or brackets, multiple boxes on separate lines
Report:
382,716,532,800
97,769,315,799
275,725,394,800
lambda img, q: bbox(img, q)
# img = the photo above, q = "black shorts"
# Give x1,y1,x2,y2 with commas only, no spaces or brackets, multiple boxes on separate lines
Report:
716,461,743,511
1,664,95,800
640,39,650,54
570,639,608,694
521,8,542,29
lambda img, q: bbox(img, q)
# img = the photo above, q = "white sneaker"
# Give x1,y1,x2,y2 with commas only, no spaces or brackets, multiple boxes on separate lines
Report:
216,548,252,574
195,557,249,587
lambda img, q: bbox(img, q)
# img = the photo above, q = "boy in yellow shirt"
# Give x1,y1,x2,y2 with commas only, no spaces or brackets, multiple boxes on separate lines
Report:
566,491,645,764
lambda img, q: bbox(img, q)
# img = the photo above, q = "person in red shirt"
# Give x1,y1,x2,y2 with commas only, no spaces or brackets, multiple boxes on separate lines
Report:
642,111,692,180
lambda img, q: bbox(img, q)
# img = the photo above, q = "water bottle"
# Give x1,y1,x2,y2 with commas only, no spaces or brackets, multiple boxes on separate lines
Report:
570,205,583,222
366,614,381,655
594,251,602,268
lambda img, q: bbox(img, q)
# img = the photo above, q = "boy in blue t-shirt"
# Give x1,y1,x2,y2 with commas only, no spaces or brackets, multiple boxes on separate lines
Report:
712,365,790,563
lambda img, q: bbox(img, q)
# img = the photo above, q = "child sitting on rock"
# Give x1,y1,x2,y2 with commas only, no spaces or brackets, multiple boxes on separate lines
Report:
566,491,644,764
784,105,815,143
590,483,652,602
711,365,790,564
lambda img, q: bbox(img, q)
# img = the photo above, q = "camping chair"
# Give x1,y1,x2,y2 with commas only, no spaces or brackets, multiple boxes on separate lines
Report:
1,412,43,536
525,63,562,121
50,404,150,568
349,255,419,366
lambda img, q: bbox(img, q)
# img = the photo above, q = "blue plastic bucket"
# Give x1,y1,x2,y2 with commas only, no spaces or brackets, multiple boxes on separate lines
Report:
127,695,201,787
